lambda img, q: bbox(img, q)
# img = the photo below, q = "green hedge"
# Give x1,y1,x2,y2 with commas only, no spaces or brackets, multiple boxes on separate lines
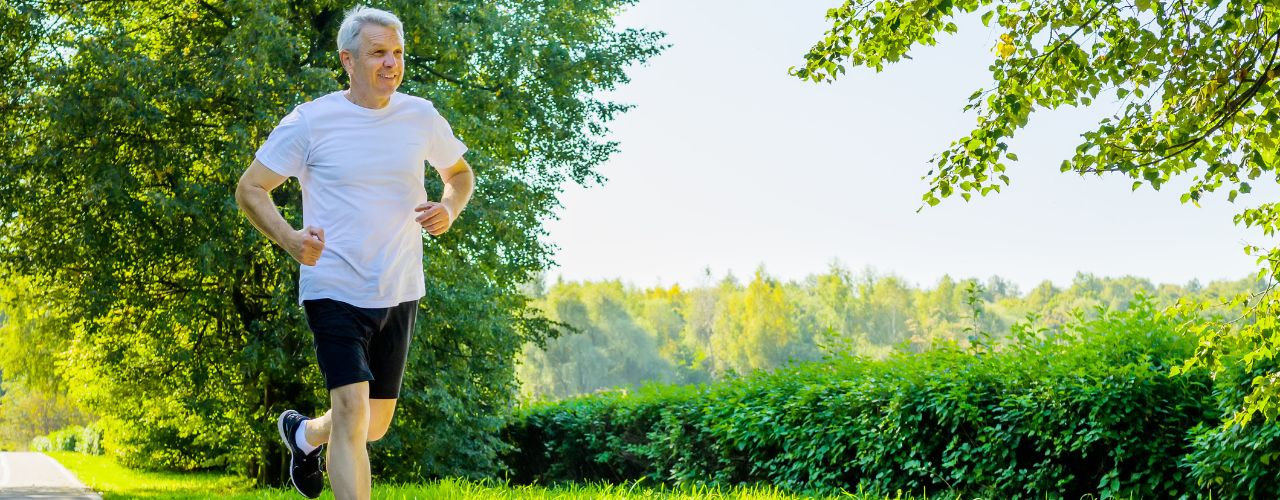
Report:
1182,327,1280,497
502,298,1218,497
31,423,104,455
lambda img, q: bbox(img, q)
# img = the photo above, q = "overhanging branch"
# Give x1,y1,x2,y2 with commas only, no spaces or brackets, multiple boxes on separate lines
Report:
407,55,504,93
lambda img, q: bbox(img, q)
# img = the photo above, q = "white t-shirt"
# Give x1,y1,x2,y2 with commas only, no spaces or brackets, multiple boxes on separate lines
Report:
255,91,468,308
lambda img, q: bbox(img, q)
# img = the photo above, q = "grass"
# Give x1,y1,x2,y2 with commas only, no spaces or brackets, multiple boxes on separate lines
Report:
48,451,937,499
48,451,257,498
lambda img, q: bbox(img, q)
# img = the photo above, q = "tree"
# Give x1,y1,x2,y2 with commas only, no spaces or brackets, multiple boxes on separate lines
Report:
805,264,865,357
631,285,709,384
794,0,1279,425
0,277,89,451
711,268,802,375
1,0,661,483
861,273,914,345
517,281,672,401
677,273,721,378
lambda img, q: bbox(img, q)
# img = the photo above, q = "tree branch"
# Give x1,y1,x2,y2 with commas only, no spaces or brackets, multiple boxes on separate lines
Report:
196,0,233,29
407,55,504,93
1098,27,1280,170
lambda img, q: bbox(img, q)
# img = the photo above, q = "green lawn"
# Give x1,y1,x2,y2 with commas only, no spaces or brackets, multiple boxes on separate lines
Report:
49,451,929,499
48,451,257,498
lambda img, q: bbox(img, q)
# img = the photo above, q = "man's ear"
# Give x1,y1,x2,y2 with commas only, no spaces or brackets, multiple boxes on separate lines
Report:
339,50,352,73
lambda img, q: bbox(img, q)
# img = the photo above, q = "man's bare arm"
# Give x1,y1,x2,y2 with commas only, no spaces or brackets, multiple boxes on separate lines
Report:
415,157,474,236
439,157,474,220
235,159,325,265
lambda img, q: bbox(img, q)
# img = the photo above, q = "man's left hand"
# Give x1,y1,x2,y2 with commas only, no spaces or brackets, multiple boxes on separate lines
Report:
414,201,454,236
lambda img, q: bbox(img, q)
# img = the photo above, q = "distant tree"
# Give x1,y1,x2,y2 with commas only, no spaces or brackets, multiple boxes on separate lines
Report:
780,282,826,363
805,265,868,357
631,286,685,362
0,278,89,450
985,275,1020,300
518,282,672,401
794,0,1280,424
631,285,709,384
0,382,91,451
0,277,71,396
712,268,801,375
861,273,914,345
1024,280,1060,311
920,275,962,324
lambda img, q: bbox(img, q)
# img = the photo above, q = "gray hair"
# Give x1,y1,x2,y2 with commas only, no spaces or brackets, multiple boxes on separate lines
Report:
336,6,404,55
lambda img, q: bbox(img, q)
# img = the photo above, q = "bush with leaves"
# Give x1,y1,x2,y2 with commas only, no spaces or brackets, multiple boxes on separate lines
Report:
29,424,102,455
503,296,1217,497
1181,307,1280,497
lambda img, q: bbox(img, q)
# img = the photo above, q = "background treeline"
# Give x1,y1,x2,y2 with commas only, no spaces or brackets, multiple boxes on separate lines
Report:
516,266,1259,402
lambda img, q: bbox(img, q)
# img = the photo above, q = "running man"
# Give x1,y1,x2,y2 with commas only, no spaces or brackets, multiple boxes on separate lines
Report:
234,6,474,499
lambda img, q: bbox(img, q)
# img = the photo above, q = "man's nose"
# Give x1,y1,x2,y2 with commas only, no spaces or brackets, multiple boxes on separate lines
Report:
383,55,397,67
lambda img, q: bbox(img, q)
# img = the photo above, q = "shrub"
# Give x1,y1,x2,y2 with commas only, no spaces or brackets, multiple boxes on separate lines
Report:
29,424,104,455
48,426,78,452
502,296,1216,497
1184,420,1280,497
76,422,104,455
30,436,52,452
1183,324,1280,496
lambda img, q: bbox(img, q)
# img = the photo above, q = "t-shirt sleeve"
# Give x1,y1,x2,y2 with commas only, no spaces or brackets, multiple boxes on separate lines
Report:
255,107,309,178
425,109,468,169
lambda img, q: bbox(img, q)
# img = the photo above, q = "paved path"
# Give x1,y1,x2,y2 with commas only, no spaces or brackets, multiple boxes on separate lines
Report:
0,453,100,499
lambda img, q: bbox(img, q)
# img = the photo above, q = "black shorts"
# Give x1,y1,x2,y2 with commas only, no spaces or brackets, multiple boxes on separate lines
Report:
302,298,418,399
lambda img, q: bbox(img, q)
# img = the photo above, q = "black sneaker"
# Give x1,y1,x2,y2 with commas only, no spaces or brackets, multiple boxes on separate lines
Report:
277,409,324,498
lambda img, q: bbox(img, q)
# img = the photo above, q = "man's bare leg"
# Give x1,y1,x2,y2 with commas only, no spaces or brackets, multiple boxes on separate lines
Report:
324,383,371,500
296,394,398,497
301,399,399,446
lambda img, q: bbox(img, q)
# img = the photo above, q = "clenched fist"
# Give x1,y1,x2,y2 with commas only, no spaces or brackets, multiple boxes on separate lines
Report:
288,226,325,266
414,202,454,236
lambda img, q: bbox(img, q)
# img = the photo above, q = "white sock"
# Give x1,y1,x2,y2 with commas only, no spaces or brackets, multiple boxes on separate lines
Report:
295,422,319,455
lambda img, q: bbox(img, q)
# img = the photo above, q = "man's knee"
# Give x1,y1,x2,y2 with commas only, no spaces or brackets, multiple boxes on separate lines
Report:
330,384,370,426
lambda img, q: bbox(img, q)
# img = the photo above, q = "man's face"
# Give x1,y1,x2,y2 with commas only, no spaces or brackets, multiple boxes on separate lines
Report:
341,24,404,99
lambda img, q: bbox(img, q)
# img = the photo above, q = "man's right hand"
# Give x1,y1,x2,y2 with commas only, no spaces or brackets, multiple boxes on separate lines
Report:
289,226,326,266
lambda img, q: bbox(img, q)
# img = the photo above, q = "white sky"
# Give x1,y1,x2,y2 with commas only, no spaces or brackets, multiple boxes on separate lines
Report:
540,0,1273,293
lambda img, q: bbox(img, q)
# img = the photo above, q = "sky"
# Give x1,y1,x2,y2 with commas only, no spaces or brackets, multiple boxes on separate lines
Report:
539,0,1273,293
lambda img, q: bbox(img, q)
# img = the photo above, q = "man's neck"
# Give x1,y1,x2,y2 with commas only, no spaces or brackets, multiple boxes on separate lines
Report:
344,89,391,109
